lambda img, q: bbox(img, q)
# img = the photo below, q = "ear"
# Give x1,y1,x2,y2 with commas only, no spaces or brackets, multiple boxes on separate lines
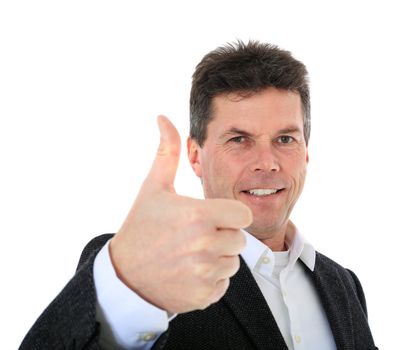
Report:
305,146,309,164
187,137,202,177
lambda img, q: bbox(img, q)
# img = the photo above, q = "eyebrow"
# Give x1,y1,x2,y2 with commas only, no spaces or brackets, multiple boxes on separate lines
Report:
277,127,302,135
219,126,302,139
220,128,254,139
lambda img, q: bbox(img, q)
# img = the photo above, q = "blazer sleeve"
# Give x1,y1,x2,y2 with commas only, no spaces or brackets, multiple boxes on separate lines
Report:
344,268,380,349
345,268,368,318
19,234,113,350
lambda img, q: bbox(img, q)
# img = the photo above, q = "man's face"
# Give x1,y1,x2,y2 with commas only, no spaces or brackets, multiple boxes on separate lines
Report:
188,87,309,240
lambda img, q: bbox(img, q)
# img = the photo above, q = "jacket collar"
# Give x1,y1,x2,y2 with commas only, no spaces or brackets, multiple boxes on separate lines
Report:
223,257,288,350
226,253,357,350
308,253,355,350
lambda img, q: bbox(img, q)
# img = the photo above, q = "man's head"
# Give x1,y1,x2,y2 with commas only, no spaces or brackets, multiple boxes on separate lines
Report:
187,41,310,243
190,40,310,147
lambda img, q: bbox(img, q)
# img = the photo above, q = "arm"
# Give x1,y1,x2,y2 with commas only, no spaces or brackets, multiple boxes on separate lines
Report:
345,268,379,349
346,268,368,318
19,234,172,350
19,235,111,350
94,239,174,349
20,116,251,349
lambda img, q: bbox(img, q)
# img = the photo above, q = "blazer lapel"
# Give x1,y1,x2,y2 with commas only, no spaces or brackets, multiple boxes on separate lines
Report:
310,253,355,350
223,257,288,350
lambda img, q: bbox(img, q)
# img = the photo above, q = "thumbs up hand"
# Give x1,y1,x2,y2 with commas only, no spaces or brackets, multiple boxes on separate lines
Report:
109,116,252,314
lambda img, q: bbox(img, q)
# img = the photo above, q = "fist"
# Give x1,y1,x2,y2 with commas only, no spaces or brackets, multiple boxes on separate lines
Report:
110,116,252,314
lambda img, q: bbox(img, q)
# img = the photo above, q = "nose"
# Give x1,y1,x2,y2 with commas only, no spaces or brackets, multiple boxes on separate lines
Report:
249,142,280,173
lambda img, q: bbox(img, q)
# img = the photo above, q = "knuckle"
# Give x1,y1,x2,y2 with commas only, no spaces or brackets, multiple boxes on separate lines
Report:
222,256,240,277
190,231,206,247
189,275,230,310
211,279,230,304
185,205,206,227
194,263,210,279
194,232,216,251
190,254,213,279
196,301,211,311
236,230,247,250
185,229,216,254
194,286,215,310
230,257,241,275
156,142,178,158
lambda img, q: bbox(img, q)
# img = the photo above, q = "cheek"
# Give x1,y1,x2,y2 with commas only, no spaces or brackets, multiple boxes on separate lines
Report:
280,151,306,189
201,151,241,197
291,162,307,194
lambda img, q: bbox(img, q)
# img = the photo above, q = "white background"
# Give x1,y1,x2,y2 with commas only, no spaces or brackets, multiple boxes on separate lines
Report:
1,1,404,348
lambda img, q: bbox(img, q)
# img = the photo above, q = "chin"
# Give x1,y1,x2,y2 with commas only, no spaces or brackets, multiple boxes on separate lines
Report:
246,213,289,232
246,219,283,237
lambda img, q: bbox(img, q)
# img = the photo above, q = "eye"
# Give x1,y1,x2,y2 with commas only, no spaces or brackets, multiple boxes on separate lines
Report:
277,135,294,144
229,136,246,143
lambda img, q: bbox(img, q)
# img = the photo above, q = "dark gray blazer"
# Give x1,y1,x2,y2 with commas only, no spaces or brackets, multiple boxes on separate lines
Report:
20,234,378,350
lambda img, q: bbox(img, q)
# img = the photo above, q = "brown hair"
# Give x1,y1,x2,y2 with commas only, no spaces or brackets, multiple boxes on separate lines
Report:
189,40,310,146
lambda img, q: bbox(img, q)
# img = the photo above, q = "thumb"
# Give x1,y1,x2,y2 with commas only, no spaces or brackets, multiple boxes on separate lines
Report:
144,115,181,192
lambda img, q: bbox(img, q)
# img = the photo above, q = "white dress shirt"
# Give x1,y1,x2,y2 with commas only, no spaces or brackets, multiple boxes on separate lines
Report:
243,226,336,350
94,224,336,350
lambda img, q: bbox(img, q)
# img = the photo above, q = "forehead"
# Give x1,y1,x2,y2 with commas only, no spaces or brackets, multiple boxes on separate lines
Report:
208,87,303,136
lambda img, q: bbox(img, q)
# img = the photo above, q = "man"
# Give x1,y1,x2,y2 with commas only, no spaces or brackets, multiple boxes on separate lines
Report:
20,41,378,349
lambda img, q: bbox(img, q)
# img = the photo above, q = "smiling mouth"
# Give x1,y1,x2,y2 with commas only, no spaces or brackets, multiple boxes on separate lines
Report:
242,188,283,196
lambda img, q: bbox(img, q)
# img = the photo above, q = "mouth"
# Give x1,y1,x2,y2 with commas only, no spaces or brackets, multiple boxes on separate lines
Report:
241,188,283,197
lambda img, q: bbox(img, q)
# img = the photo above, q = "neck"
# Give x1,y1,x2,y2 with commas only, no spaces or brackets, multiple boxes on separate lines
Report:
249,220,294,252
261,235,287,252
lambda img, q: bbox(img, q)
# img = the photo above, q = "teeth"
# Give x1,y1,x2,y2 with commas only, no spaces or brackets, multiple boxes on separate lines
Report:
247,189,278,196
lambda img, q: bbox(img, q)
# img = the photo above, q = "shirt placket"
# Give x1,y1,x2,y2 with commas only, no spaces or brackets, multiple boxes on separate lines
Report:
280,265,303,350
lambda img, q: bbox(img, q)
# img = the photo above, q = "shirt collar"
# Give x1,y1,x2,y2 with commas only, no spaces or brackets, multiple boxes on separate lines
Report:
240,222,316,272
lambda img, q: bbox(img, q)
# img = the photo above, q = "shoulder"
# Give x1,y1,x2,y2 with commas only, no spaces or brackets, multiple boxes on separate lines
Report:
315,251,360,290
315,252,359,284
19,234,114,349
314,251,368,316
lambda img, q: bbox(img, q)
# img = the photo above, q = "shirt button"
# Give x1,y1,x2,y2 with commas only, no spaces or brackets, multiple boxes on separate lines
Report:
295,335,301,344
141,332,157,341
261,257,270,264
